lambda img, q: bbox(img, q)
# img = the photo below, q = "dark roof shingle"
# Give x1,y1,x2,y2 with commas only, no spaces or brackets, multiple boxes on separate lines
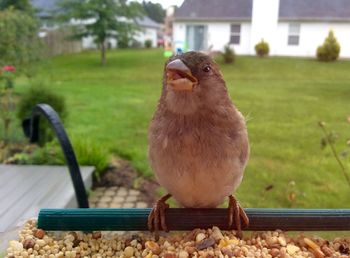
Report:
174,0,252,21
279,0,350,21
31,0,58,18
175,0,350,22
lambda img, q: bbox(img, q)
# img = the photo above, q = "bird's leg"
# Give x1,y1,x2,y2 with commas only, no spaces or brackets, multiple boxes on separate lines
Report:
148,193,172,233
228,195,249,238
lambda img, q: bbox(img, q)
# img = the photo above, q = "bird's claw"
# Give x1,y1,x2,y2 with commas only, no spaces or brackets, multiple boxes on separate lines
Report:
228,195,249,238
148,194,171,233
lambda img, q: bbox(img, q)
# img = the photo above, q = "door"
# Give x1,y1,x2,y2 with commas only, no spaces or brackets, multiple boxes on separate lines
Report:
186,25,208,51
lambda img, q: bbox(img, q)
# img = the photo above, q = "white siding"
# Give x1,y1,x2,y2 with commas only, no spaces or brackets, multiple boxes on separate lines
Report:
251,0,280,55
134,27,158,48
275,22,350,58
173,22,251,54
173,22,186,50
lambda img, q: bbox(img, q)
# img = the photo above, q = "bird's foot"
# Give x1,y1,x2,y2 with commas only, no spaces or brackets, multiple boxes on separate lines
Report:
228,195,249,238
148,193,171,233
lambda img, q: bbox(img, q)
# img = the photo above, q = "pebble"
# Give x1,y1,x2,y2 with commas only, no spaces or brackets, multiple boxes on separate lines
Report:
9,240,23,252
23,239,35,249
270,247,280,257
286,244,300,254
196,237,216,250
163,253,176,258
278,236,287,246
313,248,325,258
195,232,206,243
211,226,224,242
145,240,161,255
5,220,350,258
178,250,189,258
36,239,46,247
124,246,134,257
92,231,102,239
34,229,45,239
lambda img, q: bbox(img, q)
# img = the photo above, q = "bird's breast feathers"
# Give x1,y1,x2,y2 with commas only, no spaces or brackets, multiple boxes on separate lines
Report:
148,113,249,207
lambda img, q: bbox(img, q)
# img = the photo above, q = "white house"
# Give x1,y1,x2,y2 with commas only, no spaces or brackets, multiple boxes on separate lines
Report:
82,16,161,49
173,0,350,58
31,0,161,49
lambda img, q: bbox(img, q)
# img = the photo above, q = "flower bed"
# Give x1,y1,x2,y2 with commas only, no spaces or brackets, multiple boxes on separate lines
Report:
5,220,350,258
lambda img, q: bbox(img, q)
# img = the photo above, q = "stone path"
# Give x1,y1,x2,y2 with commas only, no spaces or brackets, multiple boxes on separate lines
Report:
89,186,149,208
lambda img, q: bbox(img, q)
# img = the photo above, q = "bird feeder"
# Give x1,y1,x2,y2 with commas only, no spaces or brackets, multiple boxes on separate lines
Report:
25,104,350,232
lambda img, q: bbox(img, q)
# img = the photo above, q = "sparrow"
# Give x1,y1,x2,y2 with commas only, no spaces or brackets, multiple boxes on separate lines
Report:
148,51,249,237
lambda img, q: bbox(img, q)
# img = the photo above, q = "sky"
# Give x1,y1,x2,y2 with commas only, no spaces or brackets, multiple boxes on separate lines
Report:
137,0,185,9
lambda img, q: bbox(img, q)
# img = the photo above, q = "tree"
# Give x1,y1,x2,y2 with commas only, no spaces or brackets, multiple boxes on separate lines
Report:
142,1,165,23
0,0,34,15
0,9,42,67
58,0,142,66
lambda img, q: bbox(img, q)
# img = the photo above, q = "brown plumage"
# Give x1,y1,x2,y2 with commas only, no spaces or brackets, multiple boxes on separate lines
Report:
148,51,249,235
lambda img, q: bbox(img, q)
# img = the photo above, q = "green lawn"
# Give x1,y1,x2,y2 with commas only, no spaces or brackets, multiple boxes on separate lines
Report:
16,49,350,209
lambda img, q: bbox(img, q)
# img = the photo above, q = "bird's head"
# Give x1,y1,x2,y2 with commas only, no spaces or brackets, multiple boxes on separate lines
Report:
162,51,228,115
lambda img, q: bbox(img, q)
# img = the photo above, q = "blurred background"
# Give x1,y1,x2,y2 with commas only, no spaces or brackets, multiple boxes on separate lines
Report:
0,0,349,211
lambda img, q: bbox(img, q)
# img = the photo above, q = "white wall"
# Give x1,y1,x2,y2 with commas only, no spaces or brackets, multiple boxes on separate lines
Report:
275,22,350,58
251,0,280,55
82,27,158,49
134,27,158,48
173,21,251,54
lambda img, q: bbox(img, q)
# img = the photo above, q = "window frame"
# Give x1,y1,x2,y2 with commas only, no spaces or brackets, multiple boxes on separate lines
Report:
230,24,241,45
288,23,300,46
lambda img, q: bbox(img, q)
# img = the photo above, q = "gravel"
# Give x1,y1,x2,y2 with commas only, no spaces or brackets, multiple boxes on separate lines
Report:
5,220,350,257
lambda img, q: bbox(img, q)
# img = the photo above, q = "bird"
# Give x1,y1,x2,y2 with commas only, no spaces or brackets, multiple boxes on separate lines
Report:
148,51,249,237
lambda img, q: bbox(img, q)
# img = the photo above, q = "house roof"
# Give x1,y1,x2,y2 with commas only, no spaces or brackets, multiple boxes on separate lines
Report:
136,16,161,29
30,0,161,28
174,0,252,21
279,0,350,22
31,0,58,18
174,0,350,22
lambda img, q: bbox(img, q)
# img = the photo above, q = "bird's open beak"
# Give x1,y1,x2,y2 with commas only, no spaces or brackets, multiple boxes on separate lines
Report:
166,59,198,91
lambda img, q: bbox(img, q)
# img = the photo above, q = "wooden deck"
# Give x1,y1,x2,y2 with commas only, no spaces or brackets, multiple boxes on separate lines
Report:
0,165,94,251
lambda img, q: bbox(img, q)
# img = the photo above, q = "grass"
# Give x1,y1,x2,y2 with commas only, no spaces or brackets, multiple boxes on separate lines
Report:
13,49,350,209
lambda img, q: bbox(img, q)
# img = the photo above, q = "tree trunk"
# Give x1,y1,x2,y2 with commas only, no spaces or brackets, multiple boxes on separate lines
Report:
101,41,106,66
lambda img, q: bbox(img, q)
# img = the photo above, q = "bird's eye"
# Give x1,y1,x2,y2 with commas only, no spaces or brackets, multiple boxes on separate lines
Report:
202,65,211,73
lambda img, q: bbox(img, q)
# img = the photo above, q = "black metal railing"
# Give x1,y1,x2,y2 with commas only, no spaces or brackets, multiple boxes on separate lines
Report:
22,103,89,208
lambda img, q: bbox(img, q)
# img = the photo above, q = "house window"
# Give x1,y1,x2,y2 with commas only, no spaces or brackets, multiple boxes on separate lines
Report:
288,23,300,46
230,24,241,44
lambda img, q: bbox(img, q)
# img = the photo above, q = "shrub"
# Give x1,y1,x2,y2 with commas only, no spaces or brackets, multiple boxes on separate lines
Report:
222,44,235,64
7,136,109,179
255,39,269,57
144,39,152,48
71,136,109,179
17,81,67,146
316,30,341,62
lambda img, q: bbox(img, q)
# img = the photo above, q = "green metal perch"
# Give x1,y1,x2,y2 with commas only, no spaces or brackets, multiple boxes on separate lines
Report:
38,208,350,231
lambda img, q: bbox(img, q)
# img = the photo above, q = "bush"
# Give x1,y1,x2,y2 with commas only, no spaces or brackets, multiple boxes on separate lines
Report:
222,44,235,64
144,39,152,48
71,136,109,180
6,136,109,179
255,39,269,57
316,30,341,62
17,81,67,146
